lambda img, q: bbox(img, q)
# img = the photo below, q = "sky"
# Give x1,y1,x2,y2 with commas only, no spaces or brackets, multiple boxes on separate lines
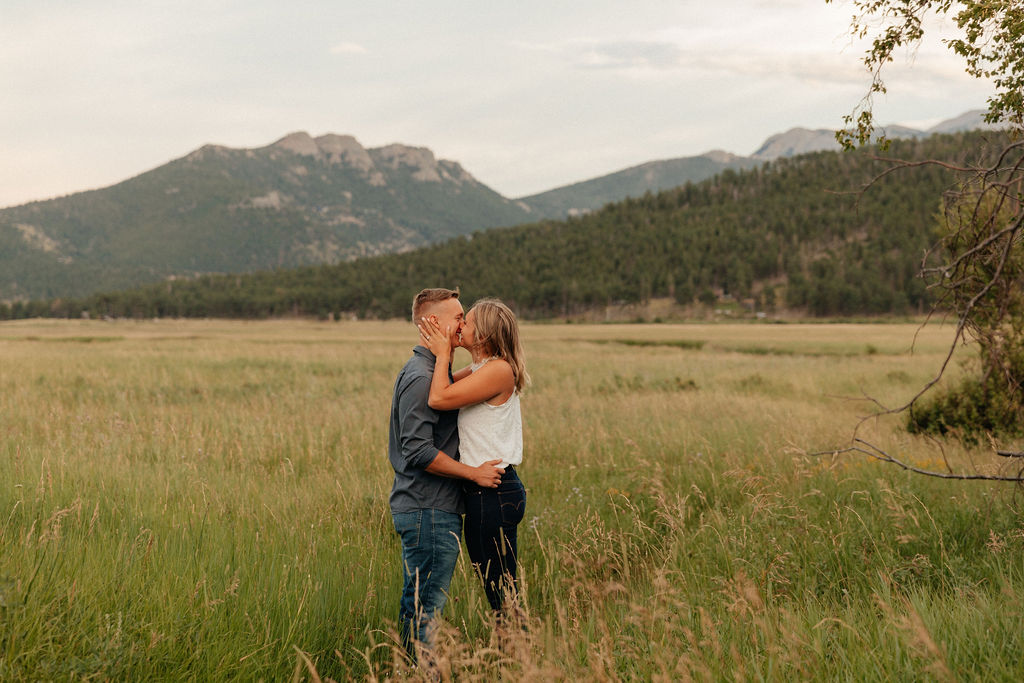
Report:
0,0,995,208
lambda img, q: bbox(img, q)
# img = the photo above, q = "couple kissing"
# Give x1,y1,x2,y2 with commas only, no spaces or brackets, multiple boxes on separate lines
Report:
386,287,529,659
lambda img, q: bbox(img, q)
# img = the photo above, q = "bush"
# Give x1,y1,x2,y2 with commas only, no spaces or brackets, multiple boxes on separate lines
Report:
907,375,1024,442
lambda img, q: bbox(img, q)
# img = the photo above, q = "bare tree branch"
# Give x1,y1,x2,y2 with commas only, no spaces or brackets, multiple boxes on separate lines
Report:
811,439,1024,482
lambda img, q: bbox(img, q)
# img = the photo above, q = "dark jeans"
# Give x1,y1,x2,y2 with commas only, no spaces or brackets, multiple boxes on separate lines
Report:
392,509,462,655
463,466,526,612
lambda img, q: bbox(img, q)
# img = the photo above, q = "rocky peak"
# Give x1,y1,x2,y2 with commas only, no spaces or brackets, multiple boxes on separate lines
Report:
267,132,385,184
184,144,231,163
371,144,443,182
437,160,474,185
272,132,321,157
314,134,376,174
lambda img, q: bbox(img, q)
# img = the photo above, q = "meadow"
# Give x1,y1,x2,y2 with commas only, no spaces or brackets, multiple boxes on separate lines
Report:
1,318,1023,681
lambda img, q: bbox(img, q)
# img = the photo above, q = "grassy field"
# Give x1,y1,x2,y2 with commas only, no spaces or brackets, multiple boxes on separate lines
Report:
1,318,1023,681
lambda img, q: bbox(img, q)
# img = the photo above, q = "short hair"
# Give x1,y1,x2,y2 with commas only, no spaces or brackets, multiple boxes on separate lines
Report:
411,288,459,322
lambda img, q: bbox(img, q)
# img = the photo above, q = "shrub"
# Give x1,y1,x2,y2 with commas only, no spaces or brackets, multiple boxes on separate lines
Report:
907,375,1024,442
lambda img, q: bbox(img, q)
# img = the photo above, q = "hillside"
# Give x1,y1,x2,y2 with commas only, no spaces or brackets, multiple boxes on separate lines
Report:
0,133,532,301
517,151,760,218
516,110,996,219
11,130,1010,321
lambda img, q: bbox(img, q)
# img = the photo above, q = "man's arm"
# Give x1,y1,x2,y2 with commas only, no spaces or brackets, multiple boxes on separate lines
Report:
396,376,446,470
426,450,504,488
397,375,503,487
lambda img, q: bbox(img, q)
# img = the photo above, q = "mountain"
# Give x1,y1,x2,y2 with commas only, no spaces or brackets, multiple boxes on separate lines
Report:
751,110,1000,160
518,110,998,219
0,132,532,301
516,151,760,218
926,109,999,134
16,130,1011,322
751,128,839,160
0,111,999,303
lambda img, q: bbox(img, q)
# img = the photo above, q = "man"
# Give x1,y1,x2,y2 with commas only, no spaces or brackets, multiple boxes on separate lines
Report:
388,287,504,658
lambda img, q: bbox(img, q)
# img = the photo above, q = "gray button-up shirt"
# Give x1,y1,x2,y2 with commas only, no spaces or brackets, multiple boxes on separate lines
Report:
388,346,462,514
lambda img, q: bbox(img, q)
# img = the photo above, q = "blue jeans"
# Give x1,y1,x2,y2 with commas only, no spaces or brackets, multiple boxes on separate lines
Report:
392,509,462,654
463,466,526,612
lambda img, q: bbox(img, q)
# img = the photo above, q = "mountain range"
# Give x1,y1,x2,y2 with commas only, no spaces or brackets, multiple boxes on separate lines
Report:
26,130,1010,322
0,110,999,302
517,110,998,217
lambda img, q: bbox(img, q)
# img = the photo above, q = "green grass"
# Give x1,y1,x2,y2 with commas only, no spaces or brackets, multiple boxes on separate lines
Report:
0,318,1021,680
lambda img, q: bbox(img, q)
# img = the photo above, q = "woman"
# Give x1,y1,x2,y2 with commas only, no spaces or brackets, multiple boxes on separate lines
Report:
418,298,529,615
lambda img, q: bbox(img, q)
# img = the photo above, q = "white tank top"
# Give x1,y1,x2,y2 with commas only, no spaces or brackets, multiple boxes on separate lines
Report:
458,358,523,468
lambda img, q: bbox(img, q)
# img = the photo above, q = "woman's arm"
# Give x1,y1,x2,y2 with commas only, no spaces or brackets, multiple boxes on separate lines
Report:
427,360,513,410
418,320,459,410
418,319,514,410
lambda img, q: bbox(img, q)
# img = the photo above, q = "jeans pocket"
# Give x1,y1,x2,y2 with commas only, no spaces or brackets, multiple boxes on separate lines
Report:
431,510,463,556
393,510,422,548
497,488,526,527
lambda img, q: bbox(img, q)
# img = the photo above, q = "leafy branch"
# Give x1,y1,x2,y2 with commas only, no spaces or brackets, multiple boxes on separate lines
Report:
825,0,1024,476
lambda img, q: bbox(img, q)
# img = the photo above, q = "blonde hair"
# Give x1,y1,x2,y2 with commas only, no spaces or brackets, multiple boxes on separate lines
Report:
469,298,530,393
411,288,459,322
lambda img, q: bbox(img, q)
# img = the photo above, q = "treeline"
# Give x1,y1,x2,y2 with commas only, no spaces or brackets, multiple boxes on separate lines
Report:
2,131,1007,321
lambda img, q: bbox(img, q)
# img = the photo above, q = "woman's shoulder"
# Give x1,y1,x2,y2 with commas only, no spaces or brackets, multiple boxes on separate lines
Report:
475,357,515,386
482,357,514,374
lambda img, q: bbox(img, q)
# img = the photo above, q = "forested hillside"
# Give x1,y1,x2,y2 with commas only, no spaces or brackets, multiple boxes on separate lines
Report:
6,131,1005,321
0,133,531,301
517,152,759,218
517,110,996,219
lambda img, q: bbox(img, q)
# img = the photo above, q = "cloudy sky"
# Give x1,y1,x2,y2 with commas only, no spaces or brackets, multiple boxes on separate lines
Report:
0,0,994,208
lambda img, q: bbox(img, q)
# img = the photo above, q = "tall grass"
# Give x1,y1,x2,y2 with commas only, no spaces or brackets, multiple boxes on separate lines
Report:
1,319,1021,680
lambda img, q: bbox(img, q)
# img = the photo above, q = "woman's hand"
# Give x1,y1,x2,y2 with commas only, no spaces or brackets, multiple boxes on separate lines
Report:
418,316,452,357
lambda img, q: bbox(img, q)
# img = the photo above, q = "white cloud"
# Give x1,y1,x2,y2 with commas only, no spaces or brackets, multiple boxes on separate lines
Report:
574,41,684,70
329,41,368,55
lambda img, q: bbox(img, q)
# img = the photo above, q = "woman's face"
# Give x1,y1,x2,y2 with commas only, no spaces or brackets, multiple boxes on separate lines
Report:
459,309,478,348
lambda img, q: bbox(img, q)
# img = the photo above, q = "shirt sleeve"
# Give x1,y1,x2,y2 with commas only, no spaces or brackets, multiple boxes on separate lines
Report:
396,374,441,470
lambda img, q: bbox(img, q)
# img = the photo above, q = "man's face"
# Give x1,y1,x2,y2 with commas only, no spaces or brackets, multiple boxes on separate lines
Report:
425,297,465,349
